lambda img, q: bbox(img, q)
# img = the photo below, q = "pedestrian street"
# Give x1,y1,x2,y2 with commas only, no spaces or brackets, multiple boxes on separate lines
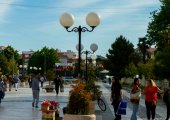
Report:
100,82,167,120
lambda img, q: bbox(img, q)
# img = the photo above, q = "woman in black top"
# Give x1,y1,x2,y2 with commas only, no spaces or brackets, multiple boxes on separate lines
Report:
111,76,122,120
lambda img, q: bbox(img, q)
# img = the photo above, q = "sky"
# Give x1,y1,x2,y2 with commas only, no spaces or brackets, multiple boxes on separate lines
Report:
0,0,161,57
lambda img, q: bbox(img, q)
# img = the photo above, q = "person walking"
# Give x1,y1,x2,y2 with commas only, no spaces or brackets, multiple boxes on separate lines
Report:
111,76,122,120
28,75,32,88
0,77,5,104
60,76,64,93
13,75,20,91
40,75,45,88
31,72,40,108
144,79,163,120
7,75,13,91
53,75,61,96
130,78,141,120
164,82,170,120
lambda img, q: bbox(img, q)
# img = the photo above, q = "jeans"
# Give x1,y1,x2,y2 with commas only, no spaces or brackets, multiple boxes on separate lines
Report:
130,103,139,120
15,83,18,91
32,90,40,107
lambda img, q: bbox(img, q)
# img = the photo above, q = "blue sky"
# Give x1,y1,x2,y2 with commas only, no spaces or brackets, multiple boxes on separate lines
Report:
0,0,161,57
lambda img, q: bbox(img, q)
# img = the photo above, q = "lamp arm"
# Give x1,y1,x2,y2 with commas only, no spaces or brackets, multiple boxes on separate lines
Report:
65,27,79,32
81,26,95,32
65,26,95,33
81,50,93,55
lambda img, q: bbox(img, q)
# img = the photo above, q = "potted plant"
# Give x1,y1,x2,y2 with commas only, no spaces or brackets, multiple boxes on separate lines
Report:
41,99,60,119
20,75,29,87
64,83,96,120
44,70,55,92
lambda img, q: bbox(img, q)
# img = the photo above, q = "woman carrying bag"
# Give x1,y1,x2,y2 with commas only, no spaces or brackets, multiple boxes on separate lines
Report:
130,78,141,120
111,76,122,120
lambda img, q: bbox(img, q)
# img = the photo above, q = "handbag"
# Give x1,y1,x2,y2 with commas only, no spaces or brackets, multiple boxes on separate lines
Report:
60,86,64,92
130,91,141,99
116,100,127,115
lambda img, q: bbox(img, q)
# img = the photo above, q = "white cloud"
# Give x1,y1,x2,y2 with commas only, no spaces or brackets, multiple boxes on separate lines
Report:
97,0,160,20
59,0,100,9
0,0,18,24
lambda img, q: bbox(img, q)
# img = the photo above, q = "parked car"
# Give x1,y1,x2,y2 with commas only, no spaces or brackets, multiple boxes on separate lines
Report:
61,76,75,82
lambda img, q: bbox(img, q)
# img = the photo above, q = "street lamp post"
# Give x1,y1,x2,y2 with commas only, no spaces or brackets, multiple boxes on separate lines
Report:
82,43,98,81
19,64,27,80
60,12,100,77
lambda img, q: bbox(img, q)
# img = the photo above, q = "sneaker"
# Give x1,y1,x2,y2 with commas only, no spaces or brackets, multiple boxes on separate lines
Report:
32,102,34,107
35,106,39,108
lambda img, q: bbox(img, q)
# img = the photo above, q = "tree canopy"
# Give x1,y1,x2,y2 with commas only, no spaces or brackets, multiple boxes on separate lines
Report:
106,35,134,79
28,46,59,74
0,46,19,75
146,0,170,49
153,46,170,80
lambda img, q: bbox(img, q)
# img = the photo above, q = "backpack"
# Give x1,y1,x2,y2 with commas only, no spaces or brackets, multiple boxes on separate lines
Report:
13,76,19,83
163,90,169,103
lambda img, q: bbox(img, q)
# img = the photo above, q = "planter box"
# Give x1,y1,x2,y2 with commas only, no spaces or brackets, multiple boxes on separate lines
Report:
45,88,54,92
43,85,54,92
42,110,55,120
64,114,96,120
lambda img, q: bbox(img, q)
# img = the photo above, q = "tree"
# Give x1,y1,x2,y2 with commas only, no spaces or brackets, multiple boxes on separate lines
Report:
28,46,59,74
106,35,134,79
138,59,154,79
137,37,150,63
153,46,170,80
0,54,10,74
125,63,138,78
146,0,170,49
3,46,20,64
0,46,19,75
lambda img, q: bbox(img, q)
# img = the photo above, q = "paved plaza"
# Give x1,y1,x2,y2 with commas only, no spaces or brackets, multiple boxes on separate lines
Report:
0,82,167,120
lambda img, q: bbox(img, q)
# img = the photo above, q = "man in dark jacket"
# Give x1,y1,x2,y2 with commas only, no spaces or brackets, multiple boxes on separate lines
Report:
0,78,5,104
53,75,61,96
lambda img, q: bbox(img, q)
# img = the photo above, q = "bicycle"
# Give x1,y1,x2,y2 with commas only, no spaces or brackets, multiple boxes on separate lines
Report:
96,93,106,111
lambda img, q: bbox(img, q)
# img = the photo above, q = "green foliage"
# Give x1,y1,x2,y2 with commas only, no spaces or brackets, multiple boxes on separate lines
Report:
125,63,138,78
153,46,170,79
45,70,55,85
28,46,59,74
3,46,20,64
138,59,154,79
146,0,170,49
0,46,19,75
0,54,10,74
106,35,134,79
137,37,150,63
8,58,18,75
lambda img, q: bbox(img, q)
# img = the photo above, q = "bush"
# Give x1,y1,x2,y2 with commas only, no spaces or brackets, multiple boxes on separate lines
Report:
67,83,92,115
